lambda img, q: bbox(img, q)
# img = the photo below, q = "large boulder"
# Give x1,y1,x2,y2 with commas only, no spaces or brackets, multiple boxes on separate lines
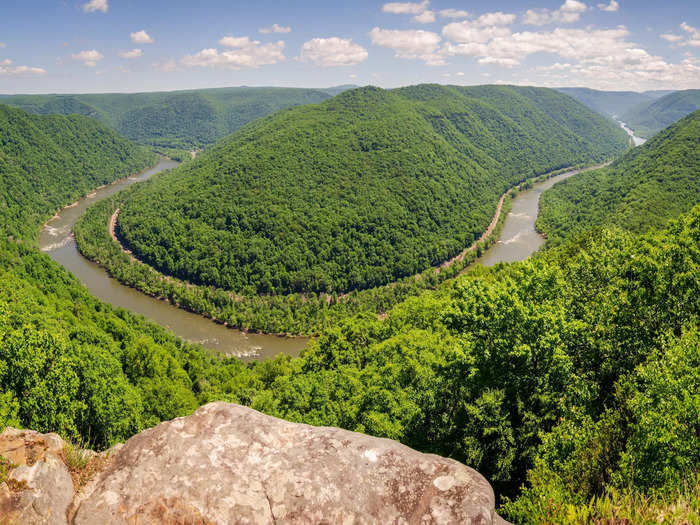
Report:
72,402,506,524
0,428,74,525
0,403,509,524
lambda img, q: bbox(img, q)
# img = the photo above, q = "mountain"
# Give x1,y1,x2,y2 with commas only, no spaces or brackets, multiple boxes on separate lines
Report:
0,87,333,151
555,87,668,117
0,104,156,239
621,88,700,137
320,84,360,96
111,84,629,297
537,109,700,245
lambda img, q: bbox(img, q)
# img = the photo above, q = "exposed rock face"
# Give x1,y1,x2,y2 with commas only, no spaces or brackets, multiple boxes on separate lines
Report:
0,428,74,525
0,403,509,524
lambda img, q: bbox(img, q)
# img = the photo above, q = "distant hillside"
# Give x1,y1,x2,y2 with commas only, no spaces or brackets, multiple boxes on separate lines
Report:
320,84,360,96
555,87,667,117
0,104,156,239
0,87,332,151
114,84,629,296
538,109,700,245
621,89,700,138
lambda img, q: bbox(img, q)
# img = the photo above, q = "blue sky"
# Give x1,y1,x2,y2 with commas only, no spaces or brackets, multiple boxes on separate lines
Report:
1,0,698,94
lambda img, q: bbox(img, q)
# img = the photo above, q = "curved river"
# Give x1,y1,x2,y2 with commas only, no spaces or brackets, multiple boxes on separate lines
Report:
40,125,643,360
39,160,308,361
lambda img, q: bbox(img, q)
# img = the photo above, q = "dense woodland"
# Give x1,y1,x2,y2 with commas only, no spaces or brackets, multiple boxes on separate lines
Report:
622,88,700,138
0,86,698,523
538,109,700,245
114,85,628,297
0,87,335,151
0,104,156,239
555,87,670,117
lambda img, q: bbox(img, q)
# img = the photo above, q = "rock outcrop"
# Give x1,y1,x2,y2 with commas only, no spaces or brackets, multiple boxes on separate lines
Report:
0,402,509,524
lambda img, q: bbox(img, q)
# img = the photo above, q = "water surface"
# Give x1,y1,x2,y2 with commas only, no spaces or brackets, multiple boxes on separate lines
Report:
39,159,308,361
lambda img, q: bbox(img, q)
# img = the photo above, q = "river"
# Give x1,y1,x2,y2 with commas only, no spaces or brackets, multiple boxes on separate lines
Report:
40,129,643,360
39,159,308,361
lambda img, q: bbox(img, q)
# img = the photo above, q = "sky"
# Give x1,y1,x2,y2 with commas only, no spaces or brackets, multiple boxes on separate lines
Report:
1,0,699,94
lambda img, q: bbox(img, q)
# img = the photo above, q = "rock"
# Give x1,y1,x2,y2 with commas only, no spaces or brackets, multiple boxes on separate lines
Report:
0,428,73,525
72,402,508,524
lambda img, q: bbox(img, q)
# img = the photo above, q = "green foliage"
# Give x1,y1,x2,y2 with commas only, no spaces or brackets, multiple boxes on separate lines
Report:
0,87,333,150
556,87,668,117
622,88,700,138
112,85,627,298
0,104,156,239
538,109,700,246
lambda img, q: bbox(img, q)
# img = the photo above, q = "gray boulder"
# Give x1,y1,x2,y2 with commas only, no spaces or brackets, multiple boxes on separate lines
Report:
72,402,507,524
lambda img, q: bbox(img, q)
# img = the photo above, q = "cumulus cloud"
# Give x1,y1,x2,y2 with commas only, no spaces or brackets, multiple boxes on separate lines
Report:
71,49,104,67
413,10,436,23
660,33,683,43
382,0,429,15
369,27,444,65
523,0,587,26
83,0,108,13
219,36,254,48
298,37,368,67
597,0,619,11
681,22,700,47
259,23,291,34
0,59,47,76
131,30,154,44
382,0,435,24
181,40,285,69
119,48,142,59
439,9,469,19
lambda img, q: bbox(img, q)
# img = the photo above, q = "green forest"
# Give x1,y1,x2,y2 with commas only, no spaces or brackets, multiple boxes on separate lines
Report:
555,87,671,117
622,88,700,138
0,86,698,523
0,104,156,239
538,109,700,246
0,86,335,151
112,85,628,299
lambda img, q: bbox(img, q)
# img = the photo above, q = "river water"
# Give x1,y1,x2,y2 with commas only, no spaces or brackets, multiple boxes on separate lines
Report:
40,126,643,360
39,159,308,361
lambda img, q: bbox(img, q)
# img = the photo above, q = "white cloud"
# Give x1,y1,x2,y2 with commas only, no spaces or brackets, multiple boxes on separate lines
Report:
597,0,619,12
219,36,254,48
382,0,429,15
413,10,436,23
477,12,516,26
523,0,587,26
660,33,683,43
0,59,47,76
119,48,142,59
369,27,443,65
83,0,108,13
0,42,6,48
259,23,291,34
298,37,368,67
443,21,513,44
71,49,104,67
681,22,700,47
456,71,465,76
181,40,285,70
131,30,154,44
478,56,519,67
439,9,469,19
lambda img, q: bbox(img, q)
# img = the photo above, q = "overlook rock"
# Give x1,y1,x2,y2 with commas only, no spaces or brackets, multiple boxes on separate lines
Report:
1,402,508,524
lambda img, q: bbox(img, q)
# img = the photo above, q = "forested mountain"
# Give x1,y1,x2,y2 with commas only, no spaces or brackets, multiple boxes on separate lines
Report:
538,109,700,246
0,104,156,239
556,87,668,117
114,84,629,296
0,82,697,524
0,87,332,151
621,88,700,137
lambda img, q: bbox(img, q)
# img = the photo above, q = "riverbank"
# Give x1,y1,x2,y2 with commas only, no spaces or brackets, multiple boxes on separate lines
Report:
72,159,610,340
